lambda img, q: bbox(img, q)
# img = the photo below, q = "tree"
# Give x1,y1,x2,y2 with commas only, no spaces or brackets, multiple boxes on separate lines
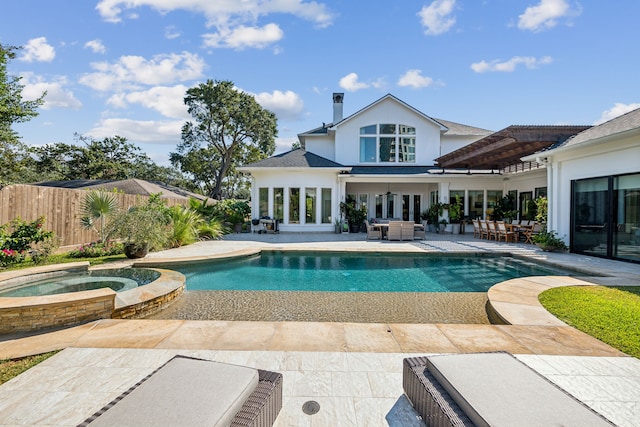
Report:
80,190,118,242
0,44,46,184
170,80,277,199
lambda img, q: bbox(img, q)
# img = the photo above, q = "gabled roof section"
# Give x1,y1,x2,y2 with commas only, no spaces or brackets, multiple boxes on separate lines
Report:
330,93,448,132
435,125,591,170
242,148,345,169
433,118,493,137
551,107,640,150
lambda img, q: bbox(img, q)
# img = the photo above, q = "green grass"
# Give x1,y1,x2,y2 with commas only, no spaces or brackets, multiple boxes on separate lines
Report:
0,351,59,385
539,286,640,358
2,253,127,271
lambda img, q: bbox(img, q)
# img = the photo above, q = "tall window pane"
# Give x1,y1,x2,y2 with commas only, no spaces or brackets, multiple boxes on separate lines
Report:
468,190,484,219
613,174,640,262
360,125,376,134
398,137,415,163
305,188,316,224
380,124,396,134
449,190,465,216
273,187,284,221
399,125,416,135
259,187,268,218
321,188,332,224
487,190,502,219
289,188,300,224
379,137,395,162
360,137,376,162
375,195,383,218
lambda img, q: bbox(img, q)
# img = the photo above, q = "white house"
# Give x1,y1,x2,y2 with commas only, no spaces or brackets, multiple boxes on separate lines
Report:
240,93,639,263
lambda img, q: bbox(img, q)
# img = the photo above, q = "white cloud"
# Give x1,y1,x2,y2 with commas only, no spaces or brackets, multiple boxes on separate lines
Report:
86,118,183,144
202,23,284,50
518,0,580,31
418,0,456,36
397,69,434,89
165,25,181,40
84,39,106,54
19,37,55,62
79,51,206,91
106,85,190,119
595,103,640,125
96,0,334,30
471,56,552,73
339,73,371,92
20,73,82,110
253,90,304,120
274,137,298,154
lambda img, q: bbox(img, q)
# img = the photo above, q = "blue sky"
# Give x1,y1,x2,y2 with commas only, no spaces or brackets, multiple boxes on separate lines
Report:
2,0,639,166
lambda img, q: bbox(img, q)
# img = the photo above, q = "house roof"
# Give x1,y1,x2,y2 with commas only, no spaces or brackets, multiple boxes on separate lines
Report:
433,118,493,137
298,93,451,137
33,179,207,201
545,107,640,153
435,125,591,170
241,148,346,169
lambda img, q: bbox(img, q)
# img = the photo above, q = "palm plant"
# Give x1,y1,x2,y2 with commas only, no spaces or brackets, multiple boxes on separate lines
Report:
168,205,202,248
80,190,118,242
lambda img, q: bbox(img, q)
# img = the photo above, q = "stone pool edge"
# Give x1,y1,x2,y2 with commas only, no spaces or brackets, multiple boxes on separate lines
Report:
0,264,185,334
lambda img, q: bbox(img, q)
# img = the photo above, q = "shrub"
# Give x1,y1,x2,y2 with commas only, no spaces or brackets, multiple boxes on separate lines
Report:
67,240,124,258
0,249,23,267
29,235,61,265
532,229,568,251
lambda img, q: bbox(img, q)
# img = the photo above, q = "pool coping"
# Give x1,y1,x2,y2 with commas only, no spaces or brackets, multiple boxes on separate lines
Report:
0,263,185,334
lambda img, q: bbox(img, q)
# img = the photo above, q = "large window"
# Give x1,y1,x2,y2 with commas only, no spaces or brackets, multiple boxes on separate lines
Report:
258,188,268,218
321,188,332,224
468,191,484,219
289,188,300,224
305,188,316,224
273,188,283,220
359,124,416,163
572,173,639,263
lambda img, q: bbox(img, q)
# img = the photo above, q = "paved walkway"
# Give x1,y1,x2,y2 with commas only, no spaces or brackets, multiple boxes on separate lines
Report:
1,232,639,426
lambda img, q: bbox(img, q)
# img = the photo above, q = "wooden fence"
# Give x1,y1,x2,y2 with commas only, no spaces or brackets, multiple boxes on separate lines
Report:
0,184,188,247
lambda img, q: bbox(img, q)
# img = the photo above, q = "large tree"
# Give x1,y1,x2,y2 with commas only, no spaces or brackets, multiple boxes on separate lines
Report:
170,80,277,199
31,134,191,187
0,44,45,184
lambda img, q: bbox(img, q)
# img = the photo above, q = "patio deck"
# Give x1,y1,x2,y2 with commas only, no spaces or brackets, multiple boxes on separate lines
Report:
1,232,639,426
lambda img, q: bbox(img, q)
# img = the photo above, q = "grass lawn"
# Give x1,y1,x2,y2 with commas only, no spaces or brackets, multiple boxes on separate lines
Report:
1,253,127,271
539,286,640,358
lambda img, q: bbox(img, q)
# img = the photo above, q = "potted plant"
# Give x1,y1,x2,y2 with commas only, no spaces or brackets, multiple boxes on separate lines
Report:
334,217,342,234
340,200,367,233
438,218,448,233
110,196,170,258
532,230,568,252
214,199,251,233
447,195,463,234
426,202,444,232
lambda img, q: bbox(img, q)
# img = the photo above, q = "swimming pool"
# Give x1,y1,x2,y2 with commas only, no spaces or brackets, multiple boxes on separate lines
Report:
174,252,572,293
0,268,160,297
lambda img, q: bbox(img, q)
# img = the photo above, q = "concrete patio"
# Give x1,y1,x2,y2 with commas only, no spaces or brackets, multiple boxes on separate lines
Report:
1,232,639,426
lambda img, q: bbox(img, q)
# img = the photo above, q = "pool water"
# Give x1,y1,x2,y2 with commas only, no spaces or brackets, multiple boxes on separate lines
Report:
176,252,571,293
0,268,160,297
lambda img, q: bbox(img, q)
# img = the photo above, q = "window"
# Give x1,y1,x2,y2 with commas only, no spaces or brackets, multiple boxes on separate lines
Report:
487,190,503,218
289,188,300,224
259,188,268,218
273,188,283,220
305,188,316,224
359,124,416,164
468,191,484,219
321,188,332,224
449,190,465,216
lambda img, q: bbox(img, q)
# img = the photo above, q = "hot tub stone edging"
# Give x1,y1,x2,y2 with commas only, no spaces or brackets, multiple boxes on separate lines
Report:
0,264,185,334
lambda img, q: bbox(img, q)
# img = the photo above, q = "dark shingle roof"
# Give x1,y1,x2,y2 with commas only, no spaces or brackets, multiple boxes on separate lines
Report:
433,118,493,136
243,149,345,168
557,107,640,149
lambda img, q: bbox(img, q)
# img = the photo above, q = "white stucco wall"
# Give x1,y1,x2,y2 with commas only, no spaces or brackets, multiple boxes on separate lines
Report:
303,134,335,161
248,169,341,232
548,134,639,239
332,97,443,166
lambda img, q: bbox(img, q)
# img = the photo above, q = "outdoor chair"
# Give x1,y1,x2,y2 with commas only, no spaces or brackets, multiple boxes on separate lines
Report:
365,220,382,240
79,355,283,427
413,223,426,240
486,221,498,240
496,222,517,242
478,220,490,239
523,222,543,244
472,219,481,238
401,221,415,241
387,221,402,241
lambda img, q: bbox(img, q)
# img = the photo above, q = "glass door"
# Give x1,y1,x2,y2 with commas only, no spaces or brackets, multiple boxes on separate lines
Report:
401,194,422,222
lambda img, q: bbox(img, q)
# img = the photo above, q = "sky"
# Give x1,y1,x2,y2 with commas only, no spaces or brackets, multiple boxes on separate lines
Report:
2,0,639,166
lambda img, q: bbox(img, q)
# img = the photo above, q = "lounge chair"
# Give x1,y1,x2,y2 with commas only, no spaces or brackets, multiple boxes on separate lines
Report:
79,355,283,427
365,220,382,240
403,352,614,427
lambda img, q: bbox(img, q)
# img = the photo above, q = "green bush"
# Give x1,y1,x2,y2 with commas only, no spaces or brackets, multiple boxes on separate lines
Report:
67,240,124,258
0,216,55,267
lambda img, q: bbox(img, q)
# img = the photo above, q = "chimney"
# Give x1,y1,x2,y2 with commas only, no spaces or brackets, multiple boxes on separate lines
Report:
333,92,344,124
